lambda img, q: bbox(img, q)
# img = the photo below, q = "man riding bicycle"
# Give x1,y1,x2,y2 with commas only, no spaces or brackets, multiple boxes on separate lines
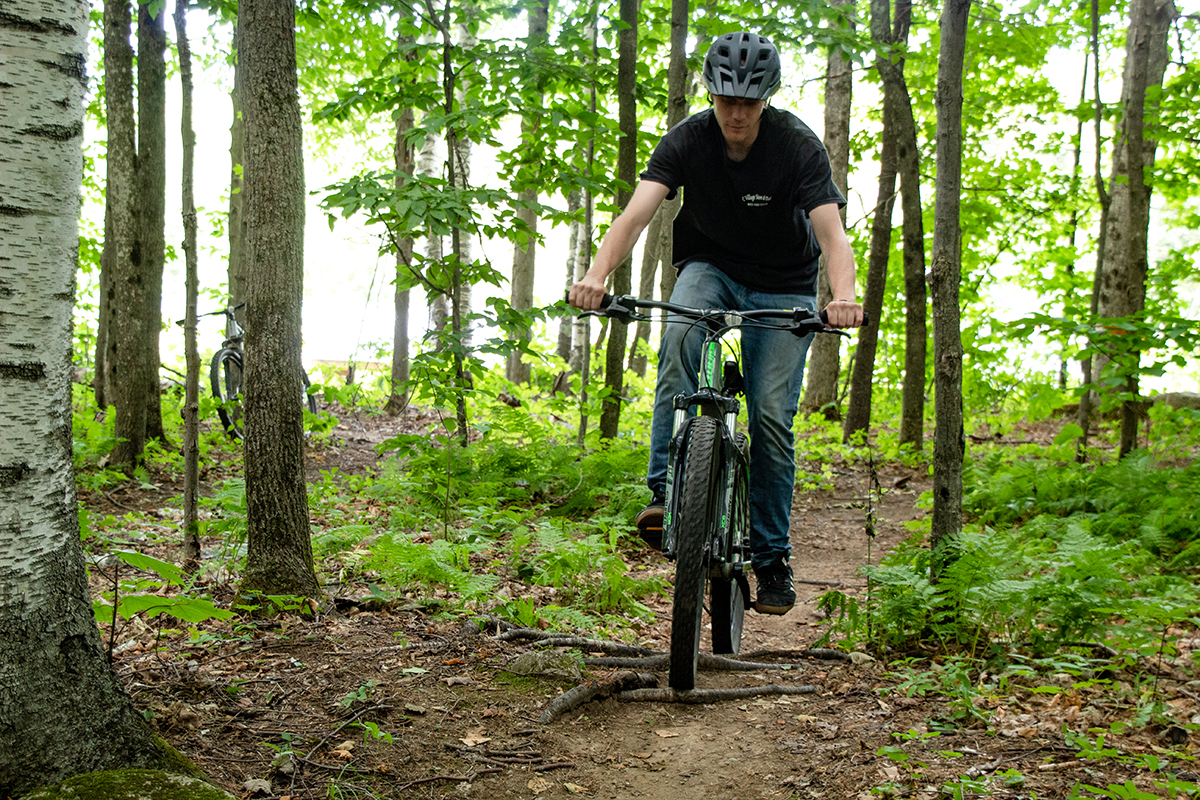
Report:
568,31,863,616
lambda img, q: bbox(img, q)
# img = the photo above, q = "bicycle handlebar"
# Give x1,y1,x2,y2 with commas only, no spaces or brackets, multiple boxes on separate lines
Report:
175,302,246,327
566,292,870,336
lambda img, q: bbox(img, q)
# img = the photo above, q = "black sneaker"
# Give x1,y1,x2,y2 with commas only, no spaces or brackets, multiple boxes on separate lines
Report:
634,493,665,549
754,558,795,615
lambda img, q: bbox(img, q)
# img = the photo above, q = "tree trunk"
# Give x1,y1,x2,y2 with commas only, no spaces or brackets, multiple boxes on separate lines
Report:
421,132,448,339
880,0,926,450
385,23,416,417
93,203,113,407
628,208,665,377
175,0,201,570
104,0,148,469
239,0,320,599
0,3,180,789
1076,0,1109,461
802,0,854,420
1095,0,1174,458
575,17,598,443
506,0,549,385
930,0,971,579
655,0,690,314
843,2,899,444
138,0,169,444
228,26,247,319
557,190,581,364
599,0,637,440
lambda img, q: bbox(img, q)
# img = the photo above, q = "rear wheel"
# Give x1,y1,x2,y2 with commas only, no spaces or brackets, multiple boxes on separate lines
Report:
210,349,244,439
711,433,750,655
668,416,723,691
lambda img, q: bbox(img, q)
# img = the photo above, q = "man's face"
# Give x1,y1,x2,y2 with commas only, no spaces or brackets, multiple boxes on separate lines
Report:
711,95,766,149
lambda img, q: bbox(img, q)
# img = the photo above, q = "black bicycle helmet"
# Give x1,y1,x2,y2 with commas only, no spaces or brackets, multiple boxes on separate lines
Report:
702,31,782,100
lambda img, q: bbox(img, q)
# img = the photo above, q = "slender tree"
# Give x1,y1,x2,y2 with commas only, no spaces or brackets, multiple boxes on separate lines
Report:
930,0,971,578
228,27,247,320
138,0,169,444
843,0,900,444
239,0,321,598
598,0,637,439
385,21,417,416
506,0,549,385
802,0,854,419
879,0,926,450
176,0,202,569
1095,0,1176,458
0,1,183,788
103,0,149,468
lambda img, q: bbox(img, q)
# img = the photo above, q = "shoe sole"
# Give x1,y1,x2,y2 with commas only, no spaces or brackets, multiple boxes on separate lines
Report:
636,507,664,549
753,601,794,615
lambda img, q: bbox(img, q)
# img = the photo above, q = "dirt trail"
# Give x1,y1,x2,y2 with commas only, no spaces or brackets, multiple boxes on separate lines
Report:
86,415,1148,800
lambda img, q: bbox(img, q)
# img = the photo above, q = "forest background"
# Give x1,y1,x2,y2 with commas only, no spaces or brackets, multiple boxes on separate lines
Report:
7,0,1200,797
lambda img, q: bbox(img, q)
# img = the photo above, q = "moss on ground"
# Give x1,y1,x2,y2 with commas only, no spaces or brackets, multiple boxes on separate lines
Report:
23,769,237,800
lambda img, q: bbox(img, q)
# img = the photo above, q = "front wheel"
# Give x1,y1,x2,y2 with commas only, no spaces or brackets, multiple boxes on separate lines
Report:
668,416,723,691
210,349,244,439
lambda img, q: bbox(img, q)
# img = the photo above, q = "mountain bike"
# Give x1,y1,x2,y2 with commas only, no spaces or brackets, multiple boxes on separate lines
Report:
202,303,317,439
579,293,865,690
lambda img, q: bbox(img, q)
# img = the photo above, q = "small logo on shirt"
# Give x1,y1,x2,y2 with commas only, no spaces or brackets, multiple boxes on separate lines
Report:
742,193,772,207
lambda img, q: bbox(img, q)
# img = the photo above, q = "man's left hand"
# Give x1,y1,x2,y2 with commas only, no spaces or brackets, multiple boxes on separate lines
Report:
824,300,863,328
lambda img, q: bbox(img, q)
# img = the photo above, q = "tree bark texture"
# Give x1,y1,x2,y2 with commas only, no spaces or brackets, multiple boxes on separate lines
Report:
175,0,201,569
802,0,854,419
1095,0,1174,458
930,0,971,577
629,208,665,377
138,0,169,444
104,0,148,468
505,0,548,385
238,0,320,598
93,203,112,406
0,2,176,789
599,0,637,440
385,24,416,417
228,26,247,319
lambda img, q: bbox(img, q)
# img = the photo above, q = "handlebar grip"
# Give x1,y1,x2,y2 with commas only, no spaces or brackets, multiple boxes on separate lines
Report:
818,309,872,327
564,291,616,311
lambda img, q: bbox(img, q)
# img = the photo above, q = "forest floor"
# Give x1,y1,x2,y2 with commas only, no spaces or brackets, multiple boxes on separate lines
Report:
80,407,1198,800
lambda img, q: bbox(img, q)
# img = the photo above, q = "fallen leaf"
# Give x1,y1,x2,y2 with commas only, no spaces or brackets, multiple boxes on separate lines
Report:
482,708,507,718
527,775,551,794
404,704,427,715
460,736,492,747
565,783,589,793
442,676,472,686
631,752,652,759
653,730,679,738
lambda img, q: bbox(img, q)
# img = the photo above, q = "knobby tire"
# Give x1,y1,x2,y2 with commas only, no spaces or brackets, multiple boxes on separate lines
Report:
669,416,723,691
210,349,244,439
711,433,750,655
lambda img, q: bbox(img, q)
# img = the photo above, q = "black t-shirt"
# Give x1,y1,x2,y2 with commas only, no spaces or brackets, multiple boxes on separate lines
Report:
640,106,845,295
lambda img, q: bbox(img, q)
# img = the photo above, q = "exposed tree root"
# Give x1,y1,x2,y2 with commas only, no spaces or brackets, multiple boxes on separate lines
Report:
583,652,816,671
615,684,820,703
538,670,658,723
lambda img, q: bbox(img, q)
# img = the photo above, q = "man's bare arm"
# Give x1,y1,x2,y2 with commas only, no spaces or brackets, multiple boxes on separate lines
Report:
568,181,672,310
809,203,863,328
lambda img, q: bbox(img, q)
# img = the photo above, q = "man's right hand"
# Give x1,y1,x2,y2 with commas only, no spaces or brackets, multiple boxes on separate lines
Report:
568,275,608,311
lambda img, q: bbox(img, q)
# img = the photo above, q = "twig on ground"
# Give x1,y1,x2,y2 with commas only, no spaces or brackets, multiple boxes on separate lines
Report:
327,641,448,656
615,684,819,703
491,629,656,656
737,647,852,662
532,762,576,772
539,671,658,724
795,578,865,588
396,768,502,791
1036,760,1085,772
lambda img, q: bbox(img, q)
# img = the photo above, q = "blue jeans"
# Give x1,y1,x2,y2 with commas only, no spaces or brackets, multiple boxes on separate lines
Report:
648,262,815,570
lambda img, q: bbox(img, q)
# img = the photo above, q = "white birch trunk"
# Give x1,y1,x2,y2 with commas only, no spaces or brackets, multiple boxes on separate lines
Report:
0,1,169,790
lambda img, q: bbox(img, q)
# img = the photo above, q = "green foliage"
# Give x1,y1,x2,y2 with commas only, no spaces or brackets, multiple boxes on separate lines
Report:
91,550,234,628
